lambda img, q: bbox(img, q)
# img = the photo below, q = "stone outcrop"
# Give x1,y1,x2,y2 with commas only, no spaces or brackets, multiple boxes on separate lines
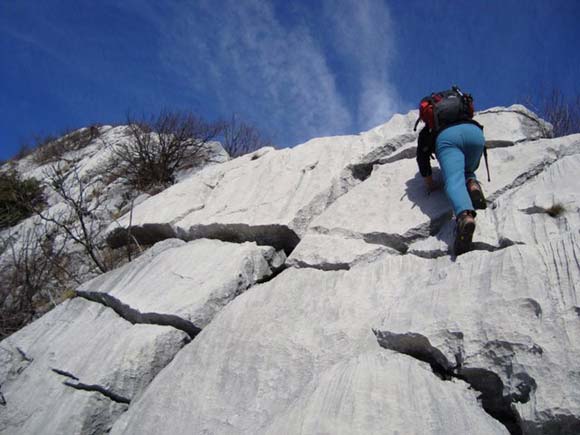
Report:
2,105,579,435
0,239,284,434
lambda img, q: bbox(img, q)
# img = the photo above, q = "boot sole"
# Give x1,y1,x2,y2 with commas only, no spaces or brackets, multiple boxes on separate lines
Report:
454,221,475,256
469,189,487,210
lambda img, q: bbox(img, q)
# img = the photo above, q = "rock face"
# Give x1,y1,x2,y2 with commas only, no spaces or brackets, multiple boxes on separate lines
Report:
2,105,580,435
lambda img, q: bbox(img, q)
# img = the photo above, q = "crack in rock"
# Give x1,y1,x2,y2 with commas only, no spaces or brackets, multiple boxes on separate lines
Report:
107,223,181,249
75,292,201,339
409,238,522,259
187,223,300,256
52,367,131,404
485,146,580,210
374,329,528,435
63,381,131,405
407,248,449,259
51,368,79,381
168,205,205,225
477,107,553,138
16,347,33,363
363,212,453,255
485,140,516,149
348,162,374,182
519,206,551,216
107,222,300,256
359,133,418,164
373,331,454,378
255,263,291,284
288,259,351,272
382,147,417,164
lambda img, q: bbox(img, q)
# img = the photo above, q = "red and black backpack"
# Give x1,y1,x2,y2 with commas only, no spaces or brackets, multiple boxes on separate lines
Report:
414,85,491,181
414,85,474,132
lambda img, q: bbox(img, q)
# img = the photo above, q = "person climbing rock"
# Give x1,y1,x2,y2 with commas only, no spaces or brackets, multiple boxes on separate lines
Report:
415,86,487,255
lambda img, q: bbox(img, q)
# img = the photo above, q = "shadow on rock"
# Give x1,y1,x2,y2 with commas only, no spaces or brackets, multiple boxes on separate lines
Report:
404,169,453,251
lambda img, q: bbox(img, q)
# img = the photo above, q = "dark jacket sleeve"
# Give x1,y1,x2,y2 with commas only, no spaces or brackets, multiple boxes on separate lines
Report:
416,127,435,177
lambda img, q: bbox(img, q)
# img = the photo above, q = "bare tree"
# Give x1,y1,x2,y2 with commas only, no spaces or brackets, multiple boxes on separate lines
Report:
222,115,272,157
521,88,580,137
31,163,109,274
105,111,224,192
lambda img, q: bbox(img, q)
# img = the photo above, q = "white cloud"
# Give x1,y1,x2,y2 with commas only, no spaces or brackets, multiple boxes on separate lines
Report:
137,0,401,145
156,0,352,145
322,0,402,130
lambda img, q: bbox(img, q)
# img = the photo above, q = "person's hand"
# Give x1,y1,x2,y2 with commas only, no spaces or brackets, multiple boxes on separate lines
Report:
424,175,441,194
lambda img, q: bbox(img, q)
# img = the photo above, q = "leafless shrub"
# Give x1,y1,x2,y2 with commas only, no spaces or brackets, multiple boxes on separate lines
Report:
0,224,70,338
521,88,580,137
33,125,101,165
13,143,35,160
103,111,224,192
221,115,272,157
31,163,110,273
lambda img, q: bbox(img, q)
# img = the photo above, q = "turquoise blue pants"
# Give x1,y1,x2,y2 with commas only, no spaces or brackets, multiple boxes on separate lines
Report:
436,123,485,216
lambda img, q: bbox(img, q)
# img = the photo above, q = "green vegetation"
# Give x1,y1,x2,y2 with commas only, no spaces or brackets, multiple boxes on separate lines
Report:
0,170,45,229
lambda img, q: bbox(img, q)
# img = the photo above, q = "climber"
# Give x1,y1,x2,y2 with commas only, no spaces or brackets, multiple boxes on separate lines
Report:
415,86,486,255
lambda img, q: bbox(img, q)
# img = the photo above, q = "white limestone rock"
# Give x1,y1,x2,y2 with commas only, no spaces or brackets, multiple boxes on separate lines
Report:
77,238,286,328
107,130,421,252
0,236,285,435
375,234,580,435
111,234,580,435
287,232,394,270
0,298,188,435
475,104,553,144
3,106,576,435
407,135,580,256
262,351,508,435
491,153,580,245
294,134,580,266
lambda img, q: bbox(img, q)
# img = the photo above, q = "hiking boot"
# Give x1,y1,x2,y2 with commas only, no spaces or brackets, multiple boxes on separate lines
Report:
466,179,487,210
454,210,476,256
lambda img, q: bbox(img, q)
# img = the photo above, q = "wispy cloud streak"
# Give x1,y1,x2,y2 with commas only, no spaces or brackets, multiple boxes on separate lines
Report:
134,0,402,145
322,0,402,130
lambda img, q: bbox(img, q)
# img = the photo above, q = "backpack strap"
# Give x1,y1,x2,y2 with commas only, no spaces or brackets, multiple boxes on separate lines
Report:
413,117,421,131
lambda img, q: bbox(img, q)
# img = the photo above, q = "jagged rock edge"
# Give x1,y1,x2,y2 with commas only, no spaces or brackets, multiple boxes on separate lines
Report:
373,329,524,435
290,133,419,234
476,107,553,138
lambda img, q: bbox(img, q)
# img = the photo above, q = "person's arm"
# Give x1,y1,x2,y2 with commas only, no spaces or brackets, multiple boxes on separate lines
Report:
416,127,433,177
416,128,440,193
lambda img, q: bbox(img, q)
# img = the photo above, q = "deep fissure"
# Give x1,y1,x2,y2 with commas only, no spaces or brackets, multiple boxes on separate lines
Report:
76,291,201,339
108,222,300,257
374,329,526,435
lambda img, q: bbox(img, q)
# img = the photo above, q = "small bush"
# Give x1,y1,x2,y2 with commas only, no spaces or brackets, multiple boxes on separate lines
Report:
545,203,565,218
104,111,224,192
13,143,35,160
33,125,101,165
0,171,45,229
521,88,580,137
221,115,272,157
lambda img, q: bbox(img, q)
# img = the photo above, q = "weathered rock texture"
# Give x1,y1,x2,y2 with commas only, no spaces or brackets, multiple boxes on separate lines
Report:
2,105,579,435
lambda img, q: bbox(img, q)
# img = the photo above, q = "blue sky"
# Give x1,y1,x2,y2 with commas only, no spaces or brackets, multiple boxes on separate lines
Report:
1,0,579,159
